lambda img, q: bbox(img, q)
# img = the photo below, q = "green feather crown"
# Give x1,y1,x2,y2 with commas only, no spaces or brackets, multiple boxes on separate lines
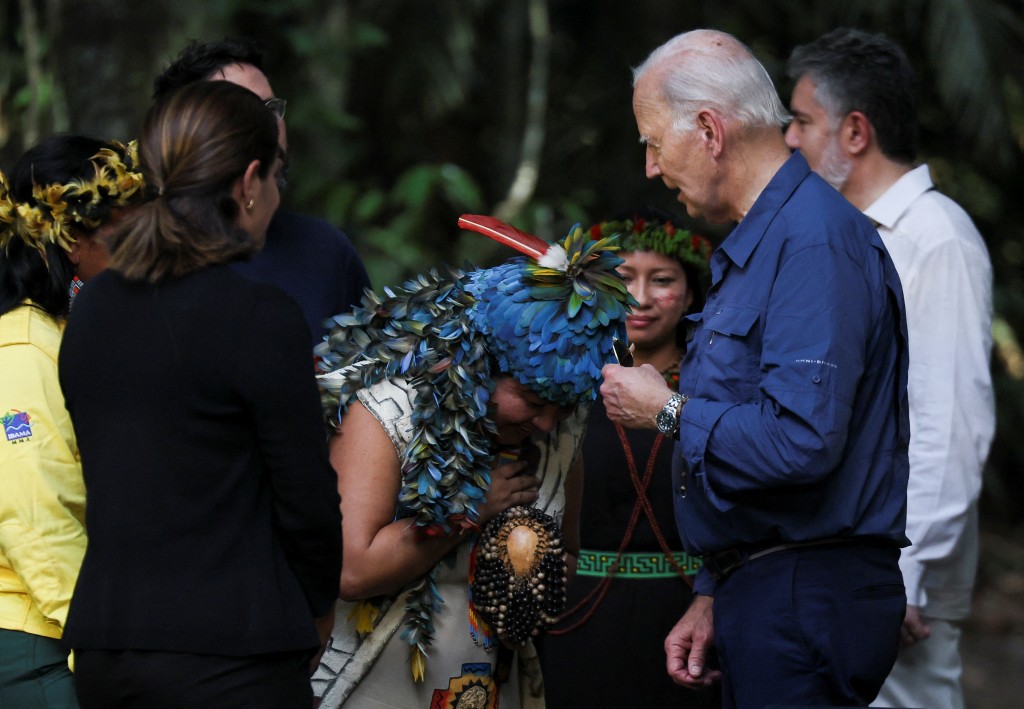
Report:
588,216,711,286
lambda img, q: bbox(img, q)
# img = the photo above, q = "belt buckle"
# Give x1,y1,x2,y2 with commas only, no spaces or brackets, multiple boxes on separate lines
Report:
705,548,745,581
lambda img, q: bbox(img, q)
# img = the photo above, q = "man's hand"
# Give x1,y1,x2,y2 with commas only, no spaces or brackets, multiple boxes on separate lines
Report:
665,595,721,688
900,604,931,647
601,363,675,430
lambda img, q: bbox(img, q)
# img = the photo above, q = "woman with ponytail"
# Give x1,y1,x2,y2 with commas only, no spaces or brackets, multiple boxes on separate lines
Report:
58,80,341,708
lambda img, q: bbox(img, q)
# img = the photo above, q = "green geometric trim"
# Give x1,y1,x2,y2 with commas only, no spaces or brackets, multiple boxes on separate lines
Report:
576,548,701,578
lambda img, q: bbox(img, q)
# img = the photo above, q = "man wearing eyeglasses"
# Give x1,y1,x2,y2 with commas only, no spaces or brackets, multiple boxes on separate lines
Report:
153,37,371,348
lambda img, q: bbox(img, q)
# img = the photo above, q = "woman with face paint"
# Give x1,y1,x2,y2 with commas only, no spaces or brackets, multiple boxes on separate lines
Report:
540,209,719,709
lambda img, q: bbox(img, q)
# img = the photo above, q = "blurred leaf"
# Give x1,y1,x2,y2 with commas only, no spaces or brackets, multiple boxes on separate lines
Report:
323,182,361,226
393,165,439,209
350,21,390,49
353,187,387,222
438,164,484,211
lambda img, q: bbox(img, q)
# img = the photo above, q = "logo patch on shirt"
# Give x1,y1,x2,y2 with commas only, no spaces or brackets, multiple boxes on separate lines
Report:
2,410,33,443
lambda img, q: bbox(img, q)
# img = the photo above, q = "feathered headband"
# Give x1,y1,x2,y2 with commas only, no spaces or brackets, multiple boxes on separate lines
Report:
316,216,632,680
462,214,634,407
0,140,144,254
317,215,632,531
588,216,712,277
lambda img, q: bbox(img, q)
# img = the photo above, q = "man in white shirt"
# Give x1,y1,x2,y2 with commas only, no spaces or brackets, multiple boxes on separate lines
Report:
785,28,995,709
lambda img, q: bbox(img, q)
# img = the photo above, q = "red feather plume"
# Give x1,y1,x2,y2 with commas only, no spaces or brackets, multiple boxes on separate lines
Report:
458,214,550,261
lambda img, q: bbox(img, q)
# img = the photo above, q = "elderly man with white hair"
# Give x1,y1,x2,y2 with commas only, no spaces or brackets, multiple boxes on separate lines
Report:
601,29,911,707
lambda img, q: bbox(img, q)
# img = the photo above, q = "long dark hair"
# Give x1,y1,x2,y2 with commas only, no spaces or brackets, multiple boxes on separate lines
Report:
107,80,278,283
1,135,125,319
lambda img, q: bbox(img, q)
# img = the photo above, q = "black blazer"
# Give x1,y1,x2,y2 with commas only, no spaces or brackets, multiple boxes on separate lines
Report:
59,265,341,656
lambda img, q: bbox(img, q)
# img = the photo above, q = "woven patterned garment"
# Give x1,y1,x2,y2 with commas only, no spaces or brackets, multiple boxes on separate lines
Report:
312,378,587,709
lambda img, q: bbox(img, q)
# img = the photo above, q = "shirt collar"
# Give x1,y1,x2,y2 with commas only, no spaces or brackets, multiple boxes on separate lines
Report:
719,151,811,269
863,164,933,230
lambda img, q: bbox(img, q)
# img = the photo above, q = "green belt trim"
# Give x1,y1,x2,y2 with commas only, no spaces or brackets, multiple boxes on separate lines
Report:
576,548,702,578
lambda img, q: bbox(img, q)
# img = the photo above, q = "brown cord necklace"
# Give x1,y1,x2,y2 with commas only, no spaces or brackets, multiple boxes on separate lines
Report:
549,422,693,636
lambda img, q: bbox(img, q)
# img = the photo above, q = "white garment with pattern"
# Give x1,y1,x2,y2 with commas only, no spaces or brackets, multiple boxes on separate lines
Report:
313,378,586,709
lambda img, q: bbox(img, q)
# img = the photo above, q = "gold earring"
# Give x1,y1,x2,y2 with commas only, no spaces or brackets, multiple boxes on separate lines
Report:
245,198,255,211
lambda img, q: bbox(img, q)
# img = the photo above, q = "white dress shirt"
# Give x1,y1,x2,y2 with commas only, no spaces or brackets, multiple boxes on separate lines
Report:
864,164,995,620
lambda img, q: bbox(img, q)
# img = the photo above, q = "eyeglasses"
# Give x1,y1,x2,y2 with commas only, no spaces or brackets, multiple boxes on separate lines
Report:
264,98,287,120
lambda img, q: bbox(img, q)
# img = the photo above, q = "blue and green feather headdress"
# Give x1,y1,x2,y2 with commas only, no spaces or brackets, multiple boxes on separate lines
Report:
466,218,632,408
316,216,633,533
315,216,633,679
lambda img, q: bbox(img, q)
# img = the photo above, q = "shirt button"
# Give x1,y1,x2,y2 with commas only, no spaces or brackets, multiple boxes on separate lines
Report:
678,483,687,497
812,375,821,384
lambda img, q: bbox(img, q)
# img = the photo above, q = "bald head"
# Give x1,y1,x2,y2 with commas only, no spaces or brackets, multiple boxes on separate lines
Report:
633,29,789,132
638,29,751,68
631,29,793,223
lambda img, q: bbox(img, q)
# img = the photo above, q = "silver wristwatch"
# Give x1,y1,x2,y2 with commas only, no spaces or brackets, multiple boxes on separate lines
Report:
655,393,688,437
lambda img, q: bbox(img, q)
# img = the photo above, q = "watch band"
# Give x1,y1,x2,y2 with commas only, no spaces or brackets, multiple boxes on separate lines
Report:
656,393,688,436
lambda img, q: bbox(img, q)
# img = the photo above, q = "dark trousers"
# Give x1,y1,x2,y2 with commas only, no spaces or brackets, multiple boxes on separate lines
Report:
0,629,78,708
713,543,904,709
73,648,312,709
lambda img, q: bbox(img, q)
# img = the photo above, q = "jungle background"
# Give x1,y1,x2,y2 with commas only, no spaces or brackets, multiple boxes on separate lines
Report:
3,0,1023,705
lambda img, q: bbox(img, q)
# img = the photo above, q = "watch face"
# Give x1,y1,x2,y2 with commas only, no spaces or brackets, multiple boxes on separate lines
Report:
656,395,680,433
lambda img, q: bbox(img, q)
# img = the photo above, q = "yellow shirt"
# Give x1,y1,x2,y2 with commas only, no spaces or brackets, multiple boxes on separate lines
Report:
0,302,86,640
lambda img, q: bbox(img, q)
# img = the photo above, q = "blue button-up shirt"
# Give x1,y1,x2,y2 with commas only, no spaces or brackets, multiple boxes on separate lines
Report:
672,152,911,594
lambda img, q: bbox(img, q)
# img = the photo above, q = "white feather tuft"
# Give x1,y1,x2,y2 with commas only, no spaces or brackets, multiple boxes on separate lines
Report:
538,244,568,271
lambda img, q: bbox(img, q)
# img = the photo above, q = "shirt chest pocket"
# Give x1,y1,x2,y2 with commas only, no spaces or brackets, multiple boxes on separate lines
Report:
701,306,762,395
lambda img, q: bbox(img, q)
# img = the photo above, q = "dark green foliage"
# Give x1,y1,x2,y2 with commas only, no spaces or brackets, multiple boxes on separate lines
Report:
3,0,1023,525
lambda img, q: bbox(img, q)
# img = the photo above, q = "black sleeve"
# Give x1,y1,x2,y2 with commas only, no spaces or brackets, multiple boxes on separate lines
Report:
241,289,342,616
332,228,372,314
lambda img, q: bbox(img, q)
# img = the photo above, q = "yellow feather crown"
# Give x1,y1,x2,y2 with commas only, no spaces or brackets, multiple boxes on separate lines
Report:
0,140,144,253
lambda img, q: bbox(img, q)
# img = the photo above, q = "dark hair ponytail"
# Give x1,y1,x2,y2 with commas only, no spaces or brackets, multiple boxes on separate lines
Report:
108,80,278,282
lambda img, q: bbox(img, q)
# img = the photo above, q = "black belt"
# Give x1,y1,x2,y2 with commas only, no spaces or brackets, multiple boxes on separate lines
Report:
701,537,893,582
